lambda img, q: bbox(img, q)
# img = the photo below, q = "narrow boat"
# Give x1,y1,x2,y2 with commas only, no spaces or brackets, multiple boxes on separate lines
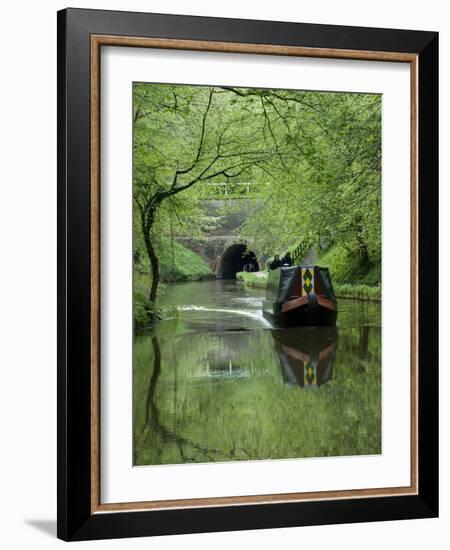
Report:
262,265,338,327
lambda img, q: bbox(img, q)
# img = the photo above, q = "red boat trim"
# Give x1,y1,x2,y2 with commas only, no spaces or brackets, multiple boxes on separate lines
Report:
281,344,309,363
319,342,337,361
317,295,336,310
281,294,336,313
281,295,308,313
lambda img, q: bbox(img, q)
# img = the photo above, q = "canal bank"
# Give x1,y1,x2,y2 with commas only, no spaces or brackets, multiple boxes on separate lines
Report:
236,271,381,302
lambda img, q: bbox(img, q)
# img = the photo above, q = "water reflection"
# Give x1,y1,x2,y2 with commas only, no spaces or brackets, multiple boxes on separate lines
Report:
205,354,250,380
133,280,382,466
142,335,230,464
272,327,337,389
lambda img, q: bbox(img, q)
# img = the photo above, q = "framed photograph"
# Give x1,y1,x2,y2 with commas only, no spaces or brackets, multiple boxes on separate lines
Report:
57,8,438,541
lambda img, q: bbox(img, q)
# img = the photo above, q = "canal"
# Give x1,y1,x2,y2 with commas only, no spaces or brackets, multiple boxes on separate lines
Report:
134,279,381,466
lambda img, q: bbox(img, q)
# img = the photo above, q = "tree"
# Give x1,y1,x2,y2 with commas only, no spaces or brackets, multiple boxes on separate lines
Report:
133,84,279,303
236,91,382,272
134,83,382,307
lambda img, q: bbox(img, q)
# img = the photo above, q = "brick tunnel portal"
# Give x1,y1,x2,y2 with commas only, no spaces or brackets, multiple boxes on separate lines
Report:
216,244,259,279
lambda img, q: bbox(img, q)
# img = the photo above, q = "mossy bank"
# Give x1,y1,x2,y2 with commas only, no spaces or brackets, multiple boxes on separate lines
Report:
134,238,213,329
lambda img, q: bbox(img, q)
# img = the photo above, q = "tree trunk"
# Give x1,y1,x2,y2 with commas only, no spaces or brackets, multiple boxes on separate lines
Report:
358,238,370,267
141,210,160,304
144,232,159,303
355,216,370,268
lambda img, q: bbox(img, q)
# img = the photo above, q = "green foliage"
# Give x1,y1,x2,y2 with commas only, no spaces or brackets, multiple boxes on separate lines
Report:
133,82,382,301
157,238,212,282
135,237,212,285
133,286,156,330
134,239,212,327
316,243,380,285
236,271,268,288
236,92,382,278
333,284,381,301
134,268,161,330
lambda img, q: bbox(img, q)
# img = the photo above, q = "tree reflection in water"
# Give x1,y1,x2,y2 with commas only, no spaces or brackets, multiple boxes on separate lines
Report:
143,336,239,463
134,323,380,466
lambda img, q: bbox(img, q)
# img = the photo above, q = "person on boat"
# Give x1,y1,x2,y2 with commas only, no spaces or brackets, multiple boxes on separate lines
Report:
281,252,293,266
269,255,282,270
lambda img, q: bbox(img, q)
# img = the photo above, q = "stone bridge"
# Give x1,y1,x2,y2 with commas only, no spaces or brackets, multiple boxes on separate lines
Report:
177,197,264,279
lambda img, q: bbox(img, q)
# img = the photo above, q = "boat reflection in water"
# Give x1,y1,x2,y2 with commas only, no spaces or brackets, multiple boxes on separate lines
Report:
271,326,338,389
134,279,381,466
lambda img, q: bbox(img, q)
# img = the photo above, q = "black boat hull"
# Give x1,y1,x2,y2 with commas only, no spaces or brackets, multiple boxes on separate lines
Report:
263,295,337,328
262,265,338,328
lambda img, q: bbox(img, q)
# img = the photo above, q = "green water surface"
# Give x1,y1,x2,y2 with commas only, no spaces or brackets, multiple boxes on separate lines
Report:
133,280,381,465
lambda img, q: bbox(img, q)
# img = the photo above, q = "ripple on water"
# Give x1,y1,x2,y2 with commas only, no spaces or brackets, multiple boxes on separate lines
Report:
157,280,381,336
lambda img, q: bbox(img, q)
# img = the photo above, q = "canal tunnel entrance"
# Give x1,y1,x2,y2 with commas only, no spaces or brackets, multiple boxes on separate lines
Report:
217,244,259,279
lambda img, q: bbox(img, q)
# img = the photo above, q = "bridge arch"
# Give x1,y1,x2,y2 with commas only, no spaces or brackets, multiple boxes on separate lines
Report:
216,244,259,279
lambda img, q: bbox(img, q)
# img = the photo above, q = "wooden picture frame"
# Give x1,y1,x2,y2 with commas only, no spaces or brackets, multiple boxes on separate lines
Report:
57,8,438,541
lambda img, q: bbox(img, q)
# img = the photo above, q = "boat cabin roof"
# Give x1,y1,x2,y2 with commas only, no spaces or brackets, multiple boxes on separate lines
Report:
266,264,335,303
